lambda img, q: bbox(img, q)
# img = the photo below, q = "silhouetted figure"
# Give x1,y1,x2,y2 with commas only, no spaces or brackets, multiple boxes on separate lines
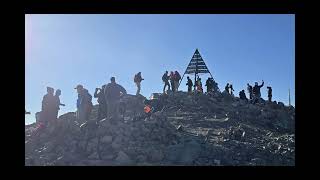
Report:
134,72,144,95
94,85,107,121
25,110,31,114
186,76,193,93
267,86,272,102
225,83,230,94
54,89,65,119
247,83,253,100
252,80,264,103
205,77,213,93
174,71,181,92
239,90,248,101
211,78,219,92
104,77,127,120
75,85,93,123
162,71,170,94
229,84,234,95
41,87,56,124
169,71,175,92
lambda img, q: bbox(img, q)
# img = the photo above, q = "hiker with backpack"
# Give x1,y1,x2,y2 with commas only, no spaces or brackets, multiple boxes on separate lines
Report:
162,71,170,94
104,77,127,120
134,72,144,95
94,85,107,121
75,84,93,123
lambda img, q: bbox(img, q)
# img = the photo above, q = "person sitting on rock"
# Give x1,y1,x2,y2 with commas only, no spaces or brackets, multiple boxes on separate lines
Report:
162,71,170,94
186,76,193,93
239,90,248,101
267,86,272,102
75,84,93,123
94,85,107,121
134,72,144,95
104,77,127,120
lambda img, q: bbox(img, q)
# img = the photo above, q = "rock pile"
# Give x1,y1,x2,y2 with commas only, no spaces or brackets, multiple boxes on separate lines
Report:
25,91,295,166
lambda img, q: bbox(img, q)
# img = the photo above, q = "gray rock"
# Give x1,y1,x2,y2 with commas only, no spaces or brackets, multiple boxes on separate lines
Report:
101,135,113,144
115,151,133,165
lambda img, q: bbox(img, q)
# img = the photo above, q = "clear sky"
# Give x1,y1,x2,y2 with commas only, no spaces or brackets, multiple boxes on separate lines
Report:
25,14,295,125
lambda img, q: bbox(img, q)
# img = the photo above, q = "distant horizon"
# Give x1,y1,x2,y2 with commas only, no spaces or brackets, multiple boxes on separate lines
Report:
25,14,295,125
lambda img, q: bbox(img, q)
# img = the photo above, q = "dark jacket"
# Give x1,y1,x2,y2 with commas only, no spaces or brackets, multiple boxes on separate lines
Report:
162,73,169,82
186,79,193,87
253,82,264,96
104,82,127,102
134,74,143,83
77,88,92,109
94,89,106,104
42,94,56,112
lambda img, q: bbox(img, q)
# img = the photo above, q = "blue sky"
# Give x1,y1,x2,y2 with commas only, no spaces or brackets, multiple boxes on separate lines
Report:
25,14,295,125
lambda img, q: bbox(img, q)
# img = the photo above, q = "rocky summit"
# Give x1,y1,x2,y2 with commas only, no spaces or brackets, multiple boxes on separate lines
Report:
25,92,295,166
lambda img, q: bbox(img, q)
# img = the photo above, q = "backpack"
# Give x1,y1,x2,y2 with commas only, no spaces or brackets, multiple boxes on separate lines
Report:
162,74,167,81
134,74,138,83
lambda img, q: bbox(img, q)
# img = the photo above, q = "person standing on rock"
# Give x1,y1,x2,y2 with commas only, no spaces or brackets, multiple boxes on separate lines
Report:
196,77,203,93
41,87,56,125
162,71,170,94
267,86,272,102
252,80,264,103
75,84,93,123
247,83,253,100
54,89,65,120
186,76,193,93
239,90,248,101
205,77,213,93
104,77,127,120
174,71,181,92
229,84,234,96
134,72,144,95
169,71,175,92
224,83,230,94
94,85,107,121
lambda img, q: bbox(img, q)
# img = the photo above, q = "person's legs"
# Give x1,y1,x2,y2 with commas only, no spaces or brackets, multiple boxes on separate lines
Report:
136,82,141,95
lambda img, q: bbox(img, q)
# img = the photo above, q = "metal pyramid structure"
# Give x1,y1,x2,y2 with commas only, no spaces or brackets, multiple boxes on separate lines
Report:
179,49,219,91
185,49,211,75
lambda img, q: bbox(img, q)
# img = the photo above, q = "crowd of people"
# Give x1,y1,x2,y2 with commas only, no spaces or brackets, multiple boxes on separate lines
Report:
26,71,274,132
